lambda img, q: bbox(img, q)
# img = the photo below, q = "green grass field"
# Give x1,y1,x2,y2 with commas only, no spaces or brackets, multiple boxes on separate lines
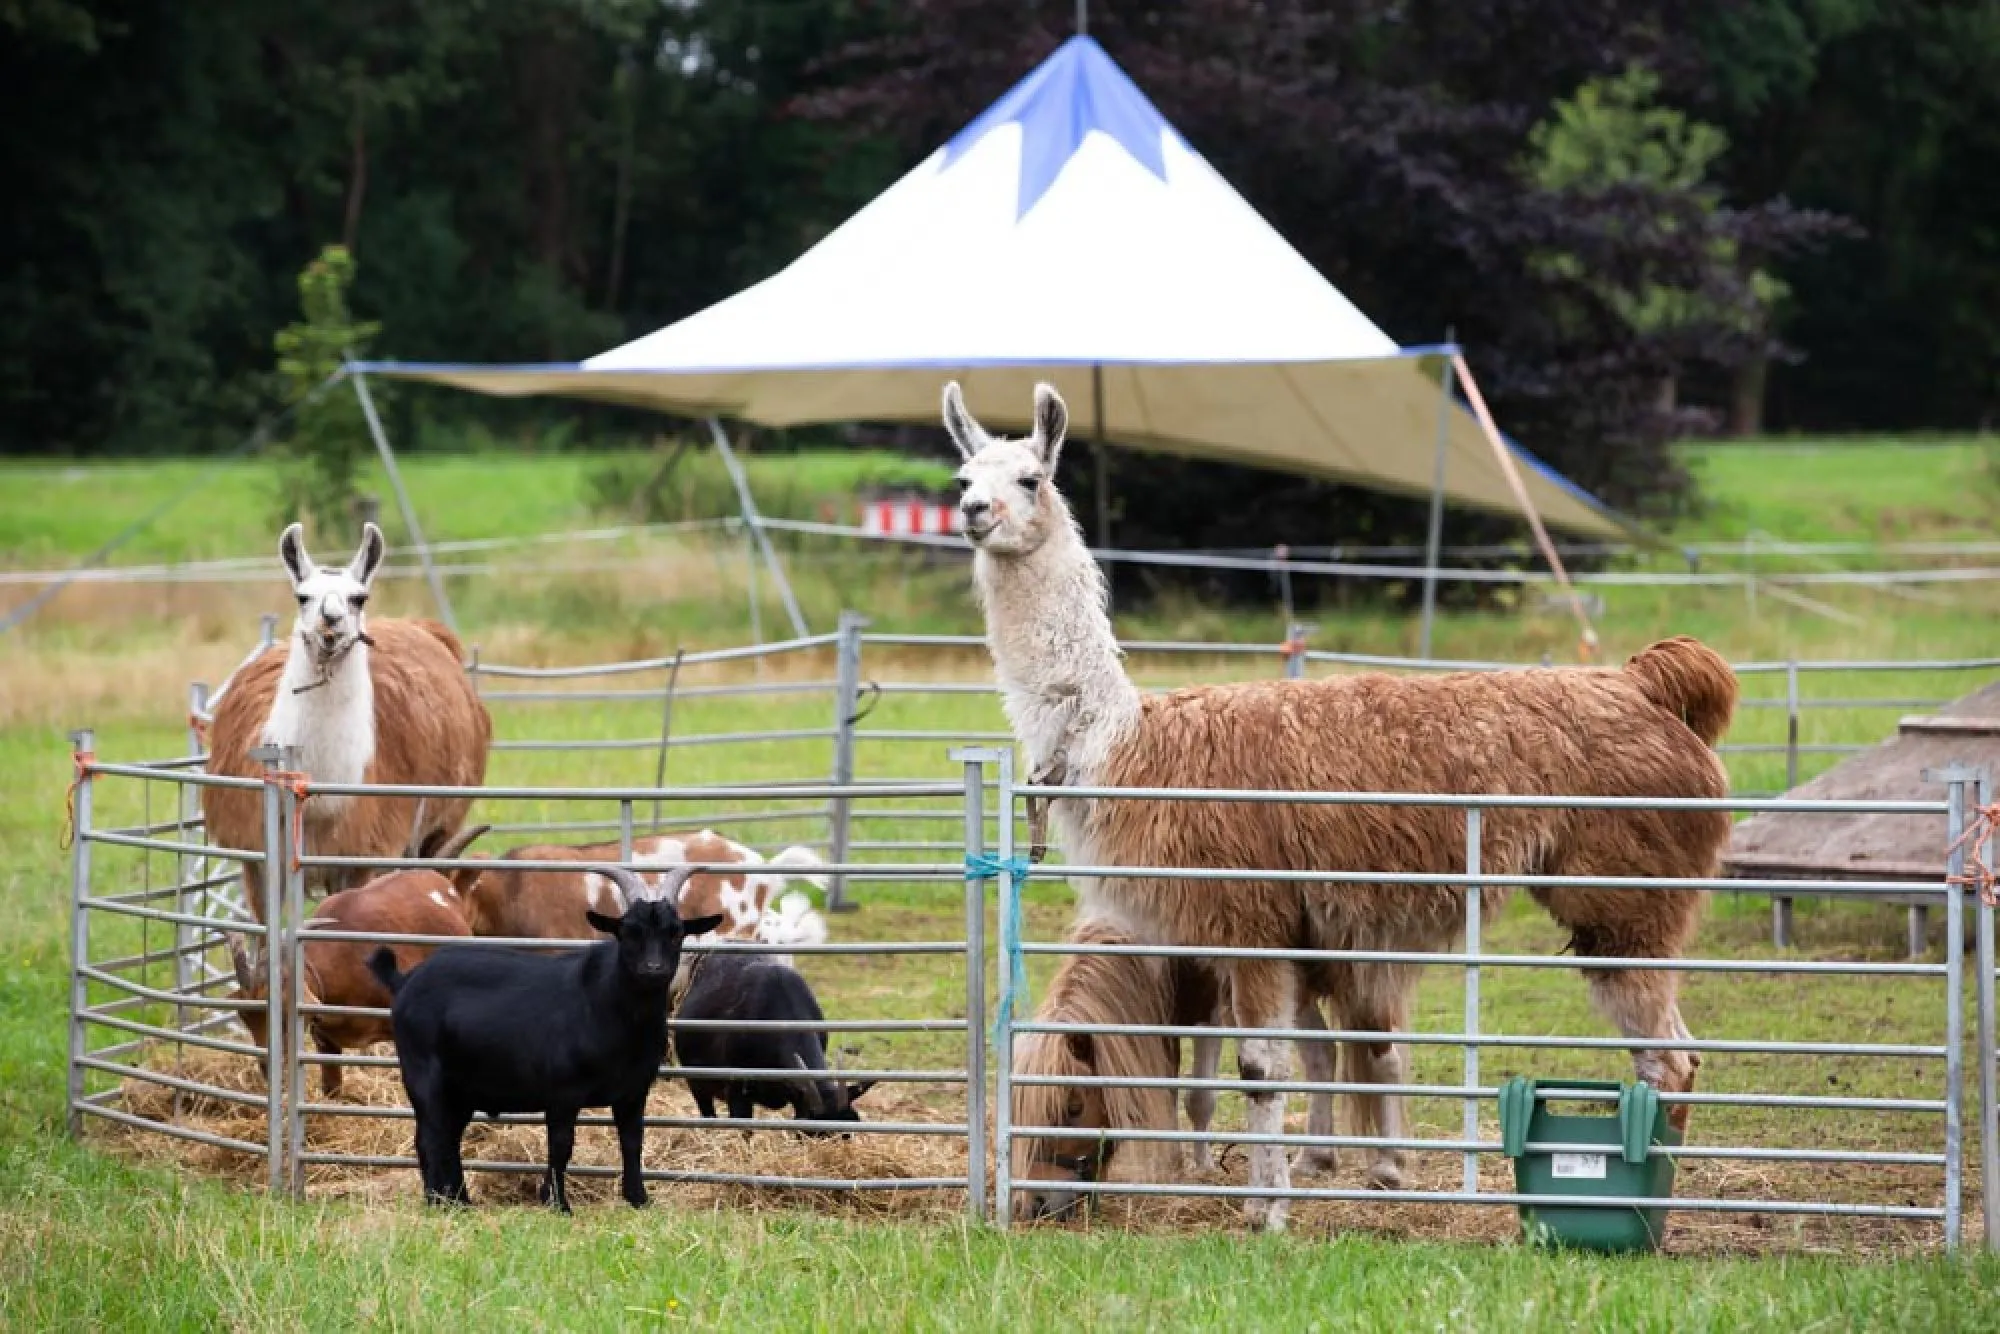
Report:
6,438,2000,1328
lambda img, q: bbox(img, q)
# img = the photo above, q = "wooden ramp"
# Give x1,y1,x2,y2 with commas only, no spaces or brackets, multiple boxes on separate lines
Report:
1725,681,2000,956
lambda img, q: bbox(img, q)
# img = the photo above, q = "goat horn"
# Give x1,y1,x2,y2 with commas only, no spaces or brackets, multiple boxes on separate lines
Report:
434,823,491,863
791,1053,826,1116
650,862,696,905
599,865,650,907
402,798,431,860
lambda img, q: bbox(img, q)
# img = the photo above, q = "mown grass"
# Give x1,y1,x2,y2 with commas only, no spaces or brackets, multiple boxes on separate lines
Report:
7,438,2000,1326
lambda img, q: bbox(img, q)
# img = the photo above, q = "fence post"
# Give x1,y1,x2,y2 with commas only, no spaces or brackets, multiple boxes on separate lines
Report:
1975,772,1997,1254
281,767,309,1200
180,684,207,1003
252,742,290,1197
67,729,95,1140
993,748,1020,1228
952,748,995,1223
1282,622,1311,681
826,611,869,913
619,798,635,862
1462,806,1483,1194
1934,765,1973,1252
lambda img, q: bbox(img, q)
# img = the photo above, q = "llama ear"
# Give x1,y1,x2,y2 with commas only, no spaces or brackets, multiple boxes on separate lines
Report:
941,381,983,461
348,522,386,587
278,524,315,587
1031,382,1069,471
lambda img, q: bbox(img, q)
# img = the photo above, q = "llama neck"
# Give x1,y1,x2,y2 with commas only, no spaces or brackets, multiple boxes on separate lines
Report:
261,638,377,811
973,515,1141,783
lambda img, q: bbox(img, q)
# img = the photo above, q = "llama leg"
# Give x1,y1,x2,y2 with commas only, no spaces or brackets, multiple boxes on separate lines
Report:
1584,965,1701,1132
1187,1033,1221,1173
1346,964,1416,1189
1294,998,1339,1175
1230,961,1296,1233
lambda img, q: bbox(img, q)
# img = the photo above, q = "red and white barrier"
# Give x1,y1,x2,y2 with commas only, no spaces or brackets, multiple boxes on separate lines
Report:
861,499,963,537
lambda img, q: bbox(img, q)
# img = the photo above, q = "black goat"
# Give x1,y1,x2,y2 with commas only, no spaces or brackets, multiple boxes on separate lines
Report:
368,864,722,1212
674,952,874,1131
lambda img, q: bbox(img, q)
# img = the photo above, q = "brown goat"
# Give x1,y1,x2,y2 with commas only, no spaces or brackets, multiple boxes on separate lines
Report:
228,824,488,1098
201,524,491,921
464,830,827,946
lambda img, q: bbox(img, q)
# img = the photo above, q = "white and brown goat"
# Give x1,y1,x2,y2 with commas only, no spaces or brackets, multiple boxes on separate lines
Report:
463,829,829,950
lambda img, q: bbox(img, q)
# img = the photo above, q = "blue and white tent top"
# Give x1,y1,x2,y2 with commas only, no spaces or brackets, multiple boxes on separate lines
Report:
375,36,1628,538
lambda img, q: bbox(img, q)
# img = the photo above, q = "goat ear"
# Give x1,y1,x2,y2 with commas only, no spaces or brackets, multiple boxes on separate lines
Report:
845,1081,876,1103
584,909,623,936
681,912,726,938
348,522,386,587
1031,382,1069,471
278,523,315,587
941,381,983,461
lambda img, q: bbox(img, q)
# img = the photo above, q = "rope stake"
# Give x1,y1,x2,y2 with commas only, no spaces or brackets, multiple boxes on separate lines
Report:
966,853,1033,1048
266,769,315,871
1947,802,2000,907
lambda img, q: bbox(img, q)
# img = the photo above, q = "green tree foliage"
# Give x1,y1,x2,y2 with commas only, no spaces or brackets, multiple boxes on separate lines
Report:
272,246,378,536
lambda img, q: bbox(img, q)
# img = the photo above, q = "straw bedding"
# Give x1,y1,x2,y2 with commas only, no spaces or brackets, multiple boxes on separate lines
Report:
104,1043,1960,1254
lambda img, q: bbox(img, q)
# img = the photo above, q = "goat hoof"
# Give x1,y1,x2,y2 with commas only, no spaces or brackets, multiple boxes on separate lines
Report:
624,1188,650,1210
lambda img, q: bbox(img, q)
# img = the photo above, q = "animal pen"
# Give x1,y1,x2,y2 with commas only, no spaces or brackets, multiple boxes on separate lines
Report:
61,618,2000,1254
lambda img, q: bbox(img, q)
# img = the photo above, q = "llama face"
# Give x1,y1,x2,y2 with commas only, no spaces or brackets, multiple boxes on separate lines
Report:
278,522,386,667
942,381,1070,556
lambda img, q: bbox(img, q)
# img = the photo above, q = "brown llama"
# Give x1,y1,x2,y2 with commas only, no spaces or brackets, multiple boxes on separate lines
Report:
946,380,1735,1231
1012,918,1344,1221
202,524,492,921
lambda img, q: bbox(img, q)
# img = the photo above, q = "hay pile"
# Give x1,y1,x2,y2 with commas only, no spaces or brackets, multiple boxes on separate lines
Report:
106,1042,1960,1254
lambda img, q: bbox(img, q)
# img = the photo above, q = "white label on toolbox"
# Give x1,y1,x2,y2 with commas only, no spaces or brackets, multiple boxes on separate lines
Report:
1550,1152,1608,1180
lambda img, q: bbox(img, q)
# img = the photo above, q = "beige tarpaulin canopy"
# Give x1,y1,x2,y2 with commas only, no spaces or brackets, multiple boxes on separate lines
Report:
365,36,1635,542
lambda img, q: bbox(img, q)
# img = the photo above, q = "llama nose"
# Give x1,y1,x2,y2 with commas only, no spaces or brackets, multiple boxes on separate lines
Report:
961,498,991,522
320,604,341,626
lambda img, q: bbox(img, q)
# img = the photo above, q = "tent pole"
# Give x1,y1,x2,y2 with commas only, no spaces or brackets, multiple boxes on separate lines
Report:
706,417,808,639
353,370,459,638
1091,364,1113,605
1417,336,1456,661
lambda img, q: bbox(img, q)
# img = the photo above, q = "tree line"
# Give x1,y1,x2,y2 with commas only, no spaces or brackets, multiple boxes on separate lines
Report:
3,1,1994,557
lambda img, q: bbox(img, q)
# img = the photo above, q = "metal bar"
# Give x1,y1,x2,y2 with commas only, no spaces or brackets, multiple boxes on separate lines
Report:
298,1152,964,1192
1009,1073,1947,1113
1092,362,1112,603
1462,805,1481,1194
352,370,457,634
76,1101,269,1157
1048,1180,1943,1220
284,776,308,1201
619,799,634,863
67,729,93,1139
83,830,260,861
480,679,838,705
1418,344,1457,660
492,728,839,752
1018,782,1948,815
1015,1021,1943,1058
296,779,959,801
80,898,270,934
994,747,1018,1228
77,965,263,1011
1006,1124,1946,1166
828,611,866,912
471,633,837,679
254,745,289,1196
998,863,1947,896
1943,773,1969,1251
1020,942,1944,977
954,748,992,1223
78,1056,270,1110
1979,772,1999,1254
706,416,807,638
80,1011,265,1059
